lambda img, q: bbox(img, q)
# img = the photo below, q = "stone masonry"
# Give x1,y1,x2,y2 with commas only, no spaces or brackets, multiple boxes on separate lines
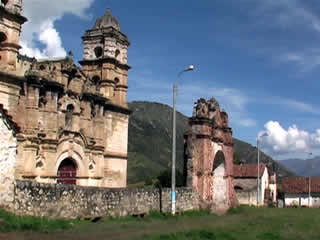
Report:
184,98,238,213
13,180,199,219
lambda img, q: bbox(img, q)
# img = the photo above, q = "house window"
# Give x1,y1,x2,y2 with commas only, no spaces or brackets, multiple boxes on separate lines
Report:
65,104,74,130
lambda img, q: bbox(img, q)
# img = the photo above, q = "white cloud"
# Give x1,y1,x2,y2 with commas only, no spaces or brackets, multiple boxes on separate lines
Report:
280,99,320,114
20,0,95,58
252,0,320,33
260,121,320,156
243,0,320,71
262,96,320,115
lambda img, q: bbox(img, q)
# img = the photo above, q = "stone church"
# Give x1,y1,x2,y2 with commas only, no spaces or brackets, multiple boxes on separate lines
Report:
0,0,130,189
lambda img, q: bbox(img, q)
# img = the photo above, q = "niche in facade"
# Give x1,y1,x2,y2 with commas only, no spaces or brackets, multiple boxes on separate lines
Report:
115,49,120,59
92,75,100,90
65,104,74,130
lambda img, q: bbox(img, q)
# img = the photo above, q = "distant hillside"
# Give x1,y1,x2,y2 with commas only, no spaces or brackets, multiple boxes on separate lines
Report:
279,157,320,177
127,101,294,184
232,138,294,178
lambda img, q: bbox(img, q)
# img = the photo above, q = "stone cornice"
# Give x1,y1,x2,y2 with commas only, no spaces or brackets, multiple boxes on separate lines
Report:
104,102,131,115
0,42,21,49
0,6,28,24
79,57,131,71
25,73,64,91
0,70,25,85
104,151,127,159
82,26,130,46
82,92,106,103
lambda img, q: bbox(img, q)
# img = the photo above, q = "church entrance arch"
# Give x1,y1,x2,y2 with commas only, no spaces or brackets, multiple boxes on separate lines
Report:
212,151,227,208
57,158,77,185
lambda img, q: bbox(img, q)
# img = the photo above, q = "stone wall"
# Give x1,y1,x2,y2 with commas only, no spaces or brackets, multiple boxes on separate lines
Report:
12,180,199,218
0,112,17,209
235,189,257,206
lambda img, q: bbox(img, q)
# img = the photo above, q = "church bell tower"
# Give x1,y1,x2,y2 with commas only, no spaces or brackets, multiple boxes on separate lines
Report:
80,9,130,106
0,0,27,71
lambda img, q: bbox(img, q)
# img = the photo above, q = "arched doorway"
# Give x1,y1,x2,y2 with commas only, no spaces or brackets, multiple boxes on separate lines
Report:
57,158,77,184
212,151,227,208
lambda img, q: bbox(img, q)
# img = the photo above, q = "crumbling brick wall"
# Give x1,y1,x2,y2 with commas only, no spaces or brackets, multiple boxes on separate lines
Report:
184,98,237,213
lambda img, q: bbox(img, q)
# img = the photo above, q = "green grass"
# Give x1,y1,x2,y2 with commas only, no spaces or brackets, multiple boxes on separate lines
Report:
2,206,320,240
142,229,236,240
0,208,78,232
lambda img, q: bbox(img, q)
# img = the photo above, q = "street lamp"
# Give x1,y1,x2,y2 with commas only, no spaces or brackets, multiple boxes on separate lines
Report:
172,65,194,216
257,132,268,206
307,152,312,207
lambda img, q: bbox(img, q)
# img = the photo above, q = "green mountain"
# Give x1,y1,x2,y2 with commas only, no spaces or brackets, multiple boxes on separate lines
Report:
127,101,294,184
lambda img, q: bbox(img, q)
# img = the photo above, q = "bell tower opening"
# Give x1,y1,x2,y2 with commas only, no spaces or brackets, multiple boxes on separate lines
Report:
94,46,103,58
0,32,7,44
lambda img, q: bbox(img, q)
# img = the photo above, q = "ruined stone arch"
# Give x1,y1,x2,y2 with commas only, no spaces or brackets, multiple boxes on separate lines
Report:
212,150,226,173
212,150,228,210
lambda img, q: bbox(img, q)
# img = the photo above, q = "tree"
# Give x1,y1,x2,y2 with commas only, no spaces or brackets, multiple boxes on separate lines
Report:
155,169,184,188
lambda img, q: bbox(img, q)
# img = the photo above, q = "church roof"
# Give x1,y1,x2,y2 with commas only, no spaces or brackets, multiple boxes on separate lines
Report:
93,9,120,31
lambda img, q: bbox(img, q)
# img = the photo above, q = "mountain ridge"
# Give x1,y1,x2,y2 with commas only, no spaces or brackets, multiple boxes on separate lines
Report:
127,101,295,184
279,157,320,177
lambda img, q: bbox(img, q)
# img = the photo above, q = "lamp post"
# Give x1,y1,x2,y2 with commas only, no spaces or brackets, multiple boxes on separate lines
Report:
308,152,312,207
171,65,194,216
257,132,268,206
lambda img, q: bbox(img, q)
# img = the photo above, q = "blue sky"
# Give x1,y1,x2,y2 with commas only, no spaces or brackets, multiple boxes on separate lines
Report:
20,0,320,160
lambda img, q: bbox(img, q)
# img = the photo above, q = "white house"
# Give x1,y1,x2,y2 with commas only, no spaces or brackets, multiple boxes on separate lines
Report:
283,177,320,208
233,163,277,206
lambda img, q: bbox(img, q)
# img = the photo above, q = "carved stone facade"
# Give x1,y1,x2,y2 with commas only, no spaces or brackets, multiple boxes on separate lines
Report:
0,1,130,187
184,98,237,213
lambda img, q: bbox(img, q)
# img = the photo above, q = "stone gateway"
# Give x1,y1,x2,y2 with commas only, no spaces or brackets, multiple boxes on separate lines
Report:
184,98,238,213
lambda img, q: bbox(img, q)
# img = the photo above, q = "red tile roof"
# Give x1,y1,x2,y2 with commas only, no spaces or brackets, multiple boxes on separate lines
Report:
283,177,320,194
233,163,267,178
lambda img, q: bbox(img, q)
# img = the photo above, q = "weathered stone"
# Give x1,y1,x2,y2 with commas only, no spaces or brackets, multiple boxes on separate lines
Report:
184,98,238,213
0,1,130,189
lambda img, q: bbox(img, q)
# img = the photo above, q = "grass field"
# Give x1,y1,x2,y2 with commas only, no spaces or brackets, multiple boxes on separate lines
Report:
1,206,320,240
